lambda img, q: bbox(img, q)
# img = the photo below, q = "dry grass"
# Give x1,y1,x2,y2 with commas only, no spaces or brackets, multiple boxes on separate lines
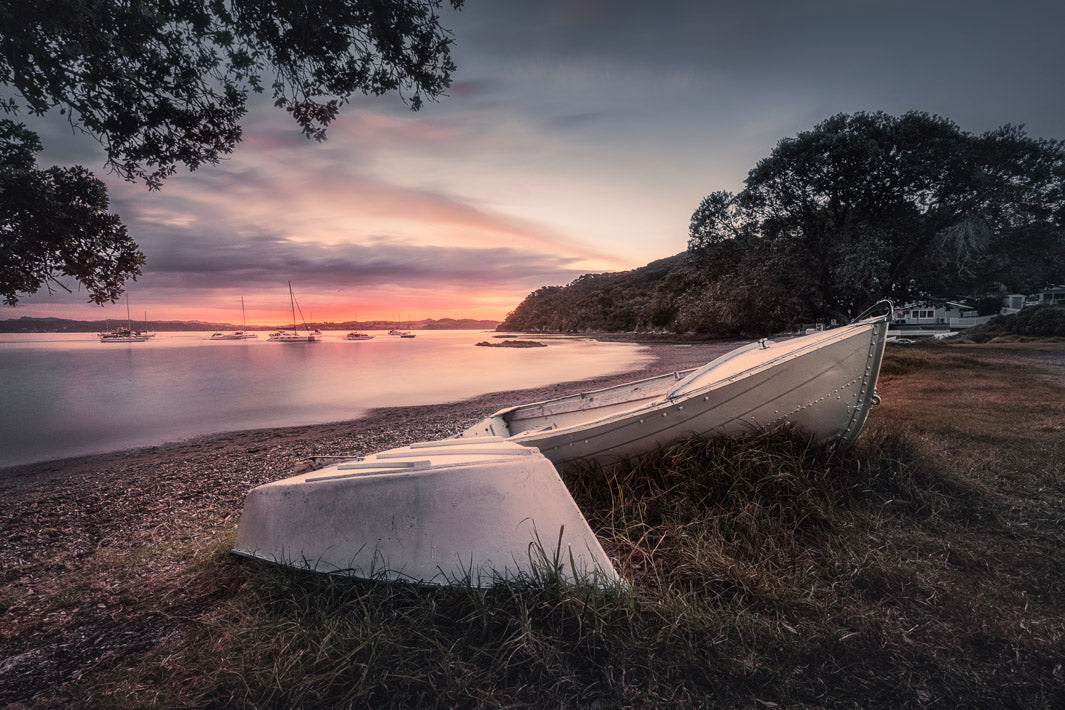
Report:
7,342,1065,708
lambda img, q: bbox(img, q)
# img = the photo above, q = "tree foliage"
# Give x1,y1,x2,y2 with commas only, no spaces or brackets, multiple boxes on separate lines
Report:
498,255,689,333
688,112,1065,327
0,0,463,304
963,305,1065,342
1,120,143,305
501,112,1065,335
1,0,464,187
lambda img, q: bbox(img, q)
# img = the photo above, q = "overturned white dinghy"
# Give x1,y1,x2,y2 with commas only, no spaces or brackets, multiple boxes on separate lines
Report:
233,437,620,587
459,312,889,466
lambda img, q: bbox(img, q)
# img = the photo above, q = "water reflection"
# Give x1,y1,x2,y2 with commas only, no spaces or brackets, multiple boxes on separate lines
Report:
0,331,652,468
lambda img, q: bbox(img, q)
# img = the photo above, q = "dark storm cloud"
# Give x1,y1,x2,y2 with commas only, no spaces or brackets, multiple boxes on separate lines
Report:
137,227,588,294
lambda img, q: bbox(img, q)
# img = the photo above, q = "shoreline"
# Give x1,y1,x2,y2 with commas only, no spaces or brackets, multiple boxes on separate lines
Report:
0,340,737,553
0,340,737,485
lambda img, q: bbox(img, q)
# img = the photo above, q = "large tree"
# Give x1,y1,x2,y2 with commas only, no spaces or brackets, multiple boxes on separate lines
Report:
689,111,1065,325
1,120,143,306
0,0,463,305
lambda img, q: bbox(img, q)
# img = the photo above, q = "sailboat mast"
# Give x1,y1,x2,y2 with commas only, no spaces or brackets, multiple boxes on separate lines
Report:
288,281,297,334
125,294,132,330
241,296,247,328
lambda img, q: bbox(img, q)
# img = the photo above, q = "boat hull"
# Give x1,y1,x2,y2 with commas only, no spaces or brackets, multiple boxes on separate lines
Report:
233,438,619,587
268,333,317,342
460,316,888,466
211,332,258,340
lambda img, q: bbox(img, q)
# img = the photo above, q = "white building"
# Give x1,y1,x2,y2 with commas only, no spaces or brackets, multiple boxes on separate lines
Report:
1026,286,1065,307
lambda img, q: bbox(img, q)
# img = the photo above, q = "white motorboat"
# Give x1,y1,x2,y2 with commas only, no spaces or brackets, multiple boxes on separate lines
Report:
268,283,318,343
346,331,375,340
458,311,889,466
211,298,259,340
233,438,620,587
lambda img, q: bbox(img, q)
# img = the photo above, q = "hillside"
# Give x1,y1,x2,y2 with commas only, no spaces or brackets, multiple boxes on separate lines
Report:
497,253,697,334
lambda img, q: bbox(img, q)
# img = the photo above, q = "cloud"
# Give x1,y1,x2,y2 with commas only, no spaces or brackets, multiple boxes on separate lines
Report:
140,229,586,291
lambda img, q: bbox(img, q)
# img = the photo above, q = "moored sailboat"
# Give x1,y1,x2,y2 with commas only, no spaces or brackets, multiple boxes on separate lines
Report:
99,296,150,343
211,297,259,340
268,283,318,342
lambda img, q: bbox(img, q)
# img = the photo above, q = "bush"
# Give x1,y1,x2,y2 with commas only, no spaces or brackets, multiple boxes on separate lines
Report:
962,304,1065,341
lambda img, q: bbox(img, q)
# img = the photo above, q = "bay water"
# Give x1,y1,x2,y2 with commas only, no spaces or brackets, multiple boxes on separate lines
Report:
0,331,652,469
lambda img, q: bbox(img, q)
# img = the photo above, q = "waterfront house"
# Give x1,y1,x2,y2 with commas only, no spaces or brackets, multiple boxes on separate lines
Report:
1025,285,1065,307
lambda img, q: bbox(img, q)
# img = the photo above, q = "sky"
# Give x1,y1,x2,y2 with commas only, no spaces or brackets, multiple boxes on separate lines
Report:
10,0,1065,325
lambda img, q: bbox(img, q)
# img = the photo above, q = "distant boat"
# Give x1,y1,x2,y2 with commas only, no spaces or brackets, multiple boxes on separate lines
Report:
99,296,150,343
136,311,157,339
211,297,259,340
346,331,374,340
268,283,318,343
99,326,148,343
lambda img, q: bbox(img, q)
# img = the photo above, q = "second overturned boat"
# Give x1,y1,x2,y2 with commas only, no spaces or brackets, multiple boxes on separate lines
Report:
234,438,620,587
459,311,889,466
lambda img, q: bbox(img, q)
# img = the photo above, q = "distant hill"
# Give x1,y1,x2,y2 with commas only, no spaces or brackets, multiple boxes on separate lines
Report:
497,253,704,334
419,318,501,330
0,317,241,333
0,316,500,333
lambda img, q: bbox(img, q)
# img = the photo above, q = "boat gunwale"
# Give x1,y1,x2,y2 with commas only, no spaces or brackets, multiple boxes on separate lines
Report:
489,368,699,424
501,315,889,447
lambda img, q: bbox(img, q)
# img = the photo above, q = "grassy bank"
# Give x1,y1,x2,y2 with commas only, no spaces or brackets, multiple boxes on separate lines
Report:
5,343,1065,707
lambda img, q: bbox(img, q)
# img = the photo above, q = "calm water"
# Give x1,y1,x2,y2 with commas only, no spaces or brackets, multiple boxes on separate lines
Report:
0,331,652,469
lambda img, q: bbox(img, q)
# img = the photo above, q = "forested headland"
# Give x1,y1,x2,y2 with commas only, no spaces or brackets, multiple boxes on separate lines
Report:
500,112,1065,336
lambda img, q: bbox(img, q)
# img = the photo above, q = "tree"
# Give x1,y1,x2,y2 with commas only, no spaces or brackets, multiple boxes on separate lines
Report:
1,120,143,306
0,0,464,304
689,112,1065,325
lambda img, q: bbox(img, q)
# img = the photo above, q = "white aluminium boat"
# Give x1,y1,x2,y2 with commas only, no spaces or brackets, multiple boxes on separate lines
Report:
233,438,619,587
458,311,889,466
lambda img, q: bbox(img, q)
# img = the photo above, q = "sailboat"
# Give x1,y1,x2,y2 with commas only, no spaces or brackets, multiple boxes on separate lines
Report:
268,283,318,343
135,311,156,339
211,297,259,340
99,295,150,343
